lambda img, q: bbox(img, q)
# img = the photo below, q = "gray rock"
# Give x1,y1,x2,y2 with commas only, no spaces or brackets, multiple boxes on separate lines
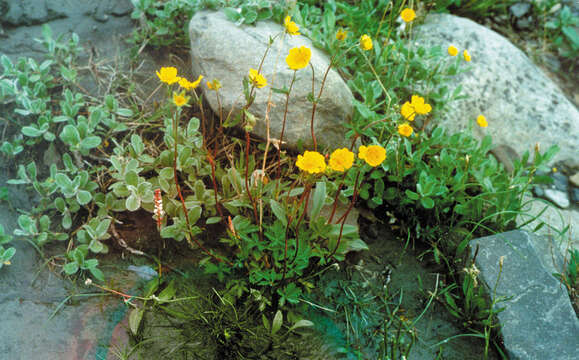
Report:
570,173,579,187
415,14,579,167
509,2,531,18
515,16,533,30
552,171,569,191
470,230,579,360
0,0,67,27
189,11,354,152
572,188,579,205
544,188,570,208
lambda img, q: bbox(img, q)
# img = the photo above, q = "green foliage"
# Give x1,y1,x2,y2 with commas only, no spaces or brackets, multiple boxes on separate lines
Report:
432,0,516,18
542,5,579,61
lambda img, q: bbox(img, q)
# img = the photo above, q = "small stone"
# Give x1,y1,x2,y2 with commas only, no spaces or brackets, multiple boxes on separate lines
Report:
571,188,579,205
533,185,545,198
570,173,579,187
552,172,569,191
110,0,134,17
510,3,531,18
515,16,533,30
544,188,570,208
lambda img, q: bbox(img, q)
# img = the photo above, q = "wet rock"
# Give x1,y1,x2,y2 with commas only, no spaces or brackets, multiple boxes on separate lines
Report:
543,188,570,209
0,0,67,27
470,230,579,360
189,11,354,152
414,14,579,167
509,2,531,18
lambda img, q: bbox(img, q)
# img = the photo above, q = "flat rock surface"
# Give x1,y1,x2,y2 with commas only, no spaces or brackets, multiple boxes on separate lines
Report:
415,13,579,167
470,230,579,359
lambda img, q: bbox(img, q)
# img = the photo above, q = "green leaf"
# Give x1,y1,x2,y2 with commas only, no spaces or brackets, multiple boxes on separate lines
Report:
89,240,104,253
206,216,221,225
310,182,326,220
80,136,101,149
126,194,140,211
288,319,314,332
76,190,92,205
63,262,79,275
89,266,105,282
60,125,81,145
420,197,435,209
269,199,287,226
405,190,419,201
116,108,133,117
129,308,144,336
223,7,241,22
21,126,45,137
271,310,283,335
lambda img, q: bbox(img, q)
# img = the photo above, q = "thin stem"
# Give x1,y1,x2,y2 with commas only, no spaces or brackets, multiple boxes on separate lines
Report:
277,70,297,177
289,184,312,265
245,131,259,228
172,112,231,265
326,170,361,260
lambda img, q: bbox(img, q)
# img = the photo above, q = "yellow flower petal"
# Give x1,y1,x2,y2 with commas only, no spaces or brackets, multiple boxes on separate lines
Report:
400,8,416,23
248,68,267,88
476,114,488,128
286,46,311,70
398,123,413,137
156,67,179,85
463,49,471,62
329,148,354,172
284,15,300,35
172,91,189,107
359,34,372,51
361,145,386,167
448,45,458,56
336,28,347,41
296,151,326,174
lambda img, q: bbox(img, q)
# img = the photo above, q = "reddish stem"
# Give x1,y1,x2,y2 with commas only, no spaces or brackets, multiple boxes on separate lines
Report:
326,171,360,260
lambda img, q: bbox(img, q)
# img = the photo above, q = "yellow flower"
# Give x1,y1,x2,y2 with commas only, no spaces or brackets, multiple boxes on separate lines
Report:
156,67,179,85
329,148,354,172
476,114,488,128
411,95,432,115
358,145,386,167
248,68,267,88
336,28,347,41
398,123,413,137
296,151,326,174
284,15,300,36
359,34,373,51
448,45,458,57
400,101,416,121
172,91,189,107
552,167,558,173
400,8,416,23
286,46,311,70
178,75,203,90
207,79,221,91
463,49,471,62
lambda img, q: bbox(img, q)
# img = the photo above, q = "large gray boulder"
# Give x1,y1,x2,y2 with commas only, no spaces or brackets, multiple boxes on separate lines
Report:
188,11,354,152
470,230,579,359
415,14,578,168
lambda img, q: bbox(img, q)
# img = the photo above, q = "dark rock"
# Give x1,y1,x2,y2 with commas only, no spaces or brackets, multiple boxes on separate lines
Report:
532,185,545,198
1,0,67,27
571,188,579,205
470,230,579,360
110,0,134,17
509,3,531,18
552,172,569,191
